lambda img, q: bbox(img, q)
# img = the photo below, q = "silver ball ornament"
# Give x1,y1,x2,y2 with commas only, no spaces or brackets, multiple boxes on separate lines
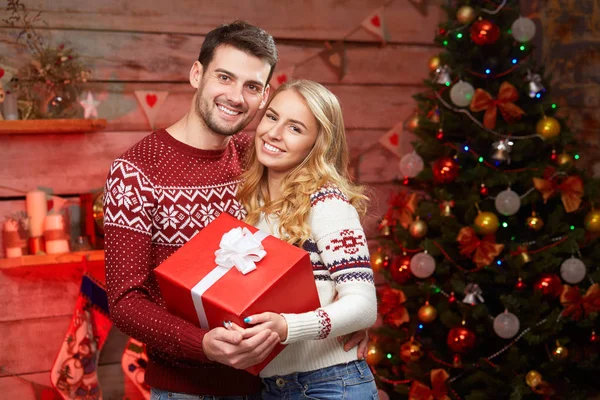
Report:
399,152,424,178
450,80,475,107
410,252,436,278
495,188,521,216
511,16,536,42
560,257,587,284
493,311,520,339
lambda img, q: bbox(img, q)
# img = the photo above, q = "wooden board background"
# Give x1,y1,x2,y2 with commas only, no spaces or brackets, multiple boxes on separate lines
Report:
0,1,442,398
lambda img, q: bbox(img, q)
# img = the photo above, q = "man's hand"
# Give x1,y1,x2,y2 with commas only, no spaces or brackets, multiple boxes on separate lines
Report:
242,312,288,342
338,329,369,359
202,324,280,370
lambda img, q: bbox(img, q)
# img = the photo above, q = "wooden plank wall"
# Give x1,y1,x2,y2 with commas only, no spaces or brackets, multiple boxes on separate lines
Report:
0,1,442,398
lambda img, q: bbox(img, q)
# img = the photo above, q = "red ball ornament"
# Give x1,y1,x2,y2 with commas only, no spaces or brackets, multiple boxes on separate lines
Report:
448,292,457,303
470,19,501,45
515,278,526,291
390,255,412,284
447,326,476,353
480,183,488,196
432,157,460,184
533,273,562,298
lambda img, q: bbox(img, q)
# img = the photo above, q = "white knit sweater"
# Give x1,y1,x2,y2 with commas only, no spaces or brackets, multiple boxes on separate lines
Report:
256,184,377,377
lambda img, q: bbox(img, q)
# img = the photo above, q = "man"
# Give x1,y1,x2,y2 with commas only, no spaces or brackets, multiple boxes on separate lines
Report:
103,21,367,399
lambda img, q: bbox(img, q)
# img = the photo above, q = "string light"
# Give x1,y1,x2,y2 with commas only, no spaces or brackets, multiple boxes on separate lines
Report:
502,222,509,228
485,69,491,74
443,40,449,46
552,103,557,109
457,33,463,39
574,154,580,160
512,58,517,64
478,157,484,162
519,45,526,51
464,145,470,151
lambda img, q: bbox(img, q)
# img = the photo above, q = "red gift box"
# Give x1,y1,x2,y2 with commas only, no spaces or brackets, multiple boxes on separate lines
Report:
154,213,320,375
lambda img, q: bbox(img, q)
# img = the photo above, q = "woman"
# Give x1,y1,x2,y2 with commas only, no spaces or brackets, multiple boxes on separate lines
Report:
236,79,378,399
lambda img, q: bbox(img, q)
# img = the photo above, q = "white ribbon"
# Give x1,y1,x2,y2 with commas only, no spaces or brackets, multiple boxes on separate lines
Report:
191,227,269,328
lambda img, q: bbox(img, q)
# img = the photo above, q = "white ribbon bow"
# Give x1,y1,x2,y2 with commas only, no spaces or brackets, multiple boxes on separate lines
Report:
214,227,268,274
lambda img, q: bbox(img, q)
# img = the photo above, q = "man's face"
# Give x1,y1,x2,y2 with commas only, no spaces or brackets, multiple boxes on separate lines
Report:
192,45,272,136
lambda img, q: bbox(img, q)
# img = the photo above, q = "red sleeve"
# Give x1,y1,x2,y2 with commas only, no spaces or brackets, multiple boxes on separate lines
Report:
103,159,212,363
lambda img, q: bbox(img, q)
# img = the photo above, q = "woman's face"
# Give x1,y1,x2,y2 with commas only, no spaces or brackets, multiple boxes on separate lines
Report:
255,89,319,178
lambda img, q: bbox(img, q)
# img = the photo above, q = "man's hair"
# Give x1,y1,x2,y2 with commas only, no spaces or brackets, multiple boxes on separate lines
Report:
198,20,278,84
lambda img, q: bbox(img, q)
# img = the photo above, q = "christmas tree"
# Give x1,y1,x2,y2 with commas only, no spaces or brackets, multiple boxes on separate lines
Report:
369,2,600,399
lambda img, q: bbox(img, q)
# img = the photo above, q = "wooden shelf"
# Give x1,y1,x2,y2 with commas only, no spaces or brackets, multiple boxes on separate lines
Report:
0,250,104,269
0,119,107,135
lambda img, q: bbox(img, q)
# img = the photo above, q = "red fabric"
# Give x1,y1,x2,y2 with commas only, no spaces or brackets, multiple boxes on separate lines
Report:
103,129,262,395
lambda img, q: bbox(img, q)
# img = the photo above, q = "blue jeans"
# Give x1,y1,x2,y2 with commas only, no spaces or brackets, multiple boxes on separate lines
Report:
150,388,261,400
261,360,378,399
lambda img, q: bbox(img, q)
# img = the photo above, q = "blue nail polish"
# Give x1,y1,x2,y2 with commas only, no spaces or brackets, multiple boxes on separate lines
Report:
223,321,228,327
244,317,252,323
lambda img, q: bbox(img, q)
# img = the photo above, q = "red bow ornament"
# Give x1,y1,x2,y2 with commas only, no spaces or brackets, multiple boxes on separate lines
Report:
533,174,583,213
387,191,419,229
457,227,504,269
469,81,526,129
378,286,409,327
409,369,450,400
560,283,600,321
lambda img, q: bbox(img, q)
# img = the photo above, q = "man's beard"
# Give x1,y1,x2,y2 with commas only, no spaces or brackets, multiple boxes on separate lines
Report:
195,89,249,137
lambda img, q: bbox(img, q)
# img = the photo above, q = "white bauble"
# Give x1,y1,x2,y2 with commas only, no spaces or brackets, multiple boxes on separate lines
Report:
560,257,587,284
399,152,424,178
450,80,475,107
511,16,536,42
493,311,520,339
410,252,436,278
495,188,521,216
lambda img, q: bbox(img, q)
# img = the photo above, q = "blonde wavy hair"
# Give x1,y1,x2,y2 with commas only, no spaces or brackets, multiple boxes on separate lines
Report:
238,79,369,246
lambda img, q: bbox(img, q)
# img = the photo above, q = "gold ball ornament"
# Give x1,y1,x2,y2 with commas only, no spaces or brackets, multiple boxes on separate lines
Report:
526,212,544,231
409,218,428,239
584,209,600,233
556,152,573,167
525,370,543,388
370,250,386,273
456,6,476,24
551,341,569,361
418,302,438,323
474,211,499,235
399,339,424,363
366,342,385,366
536,116,561,139
428,55,442,72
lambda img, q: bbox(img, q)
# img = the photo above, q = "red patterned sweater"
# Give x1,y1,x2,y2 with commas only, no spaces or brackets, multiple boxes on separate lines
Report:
102,129,261,395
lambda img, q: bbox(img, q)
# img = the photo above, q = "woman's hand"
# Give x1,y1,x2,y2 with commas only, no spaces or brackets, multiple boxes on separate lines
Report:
243,312,288,342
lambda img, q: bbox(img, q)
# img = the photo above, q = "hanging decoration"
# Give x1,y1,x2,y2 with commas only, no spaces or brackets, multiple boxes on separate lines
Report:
360,7,389,43
494,187,521,216
399,151,425,178
428,55,442,72
533,174,583,213
447,326,476,353
319,41,347,81
366,342,385,366
456,5,476,24
533,273,563,298
457,226,504,268
470,19,500,45
560,256,587,285
409,217,428,239
418,301,438,323
462,283,484,305
469,81,525,129
525,70,545,98
551,341,569,361
493,310,520,339
432,157,460,184
410,251,436,278
511,16,536,42
584,209,600,232
474,211,499,235
434,65,452,85
408,369,450,400
134,90,169,130
526,211,544,231
439,200,455,217
536,116,561,139
379,122,406,157
556,152,574,168
560,283,600,321
121,337,151,399
400,339,424,363
386,191,419,229
390,254,412,284
449,80,475,107
490,139,513,164
270,66,295,90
